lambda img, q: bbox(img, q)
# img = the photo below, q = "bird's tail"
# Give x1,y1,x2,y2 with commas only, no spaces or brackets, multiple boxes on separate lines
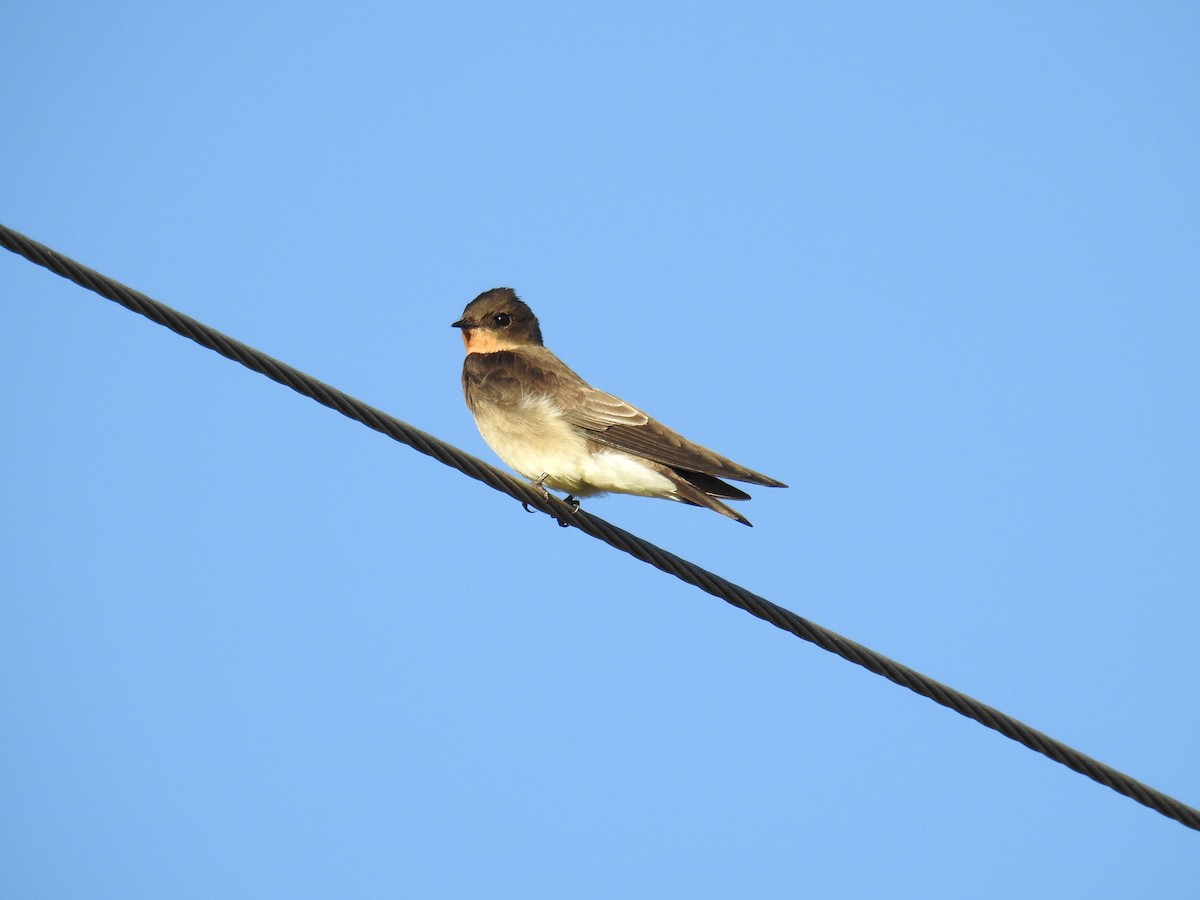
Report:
669,470,755,527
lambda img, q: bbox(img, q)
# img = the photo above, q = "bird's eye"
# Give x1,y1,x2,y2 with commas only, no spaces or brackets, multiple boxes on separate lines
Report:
493,313,511,327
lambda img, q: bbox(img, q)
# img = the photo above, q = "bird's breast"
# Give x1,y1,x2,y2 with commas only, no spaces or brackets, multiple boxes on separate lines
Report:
471,395,593,489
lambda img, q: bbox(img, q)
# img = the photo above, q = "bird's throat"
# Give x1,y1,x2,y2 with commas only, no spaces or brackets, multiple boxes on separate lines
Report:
463,330,521,354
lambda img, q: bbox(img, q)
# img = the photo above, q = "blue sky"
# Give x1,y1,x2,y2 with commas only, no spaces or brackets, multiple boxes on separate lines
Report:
3,3,1198,896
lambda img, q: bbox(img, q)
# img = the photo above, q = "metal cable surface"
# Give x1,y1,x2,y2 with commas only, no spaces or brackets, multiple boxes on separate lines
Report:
3,221,1197,832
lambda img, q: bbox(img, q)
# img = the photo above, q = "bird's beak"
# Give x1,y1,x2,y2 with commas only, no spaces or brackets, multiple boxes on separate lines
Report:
451,319,469,329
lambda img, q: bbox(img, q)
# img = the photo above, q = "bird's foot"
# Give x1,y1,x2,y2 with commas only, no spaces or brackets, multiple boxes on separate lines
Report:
555,495,581,527
522,474,556,517
519,476,581,527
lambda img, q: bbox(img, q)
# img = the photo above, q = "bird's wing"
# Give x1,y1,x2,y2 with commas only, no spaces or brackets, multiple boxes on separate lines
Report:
561,382,785,488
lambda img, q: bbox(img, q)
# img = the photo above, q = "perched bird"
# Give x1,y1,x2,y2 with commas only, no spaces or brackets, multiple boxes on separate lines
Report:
452,288,786,526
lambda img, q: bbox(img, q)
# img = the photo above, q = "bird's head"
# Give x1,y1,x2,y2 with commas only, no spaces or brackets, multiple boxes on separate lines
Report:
451,287,544,353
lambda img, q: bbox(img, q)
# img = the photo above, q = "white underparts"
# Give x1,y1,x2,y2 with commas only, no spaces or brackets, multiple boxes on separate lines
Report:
472,394,678,499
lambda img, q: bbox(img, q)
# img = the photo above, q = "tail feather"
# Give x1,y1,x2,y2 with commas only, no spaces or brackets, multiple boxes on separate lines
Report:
668,470,754,526
675,469,752,501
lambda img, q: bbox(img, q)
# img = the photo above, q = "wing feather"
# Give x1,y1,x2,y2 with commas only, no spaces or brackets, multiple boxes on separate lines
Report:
563,386,785,489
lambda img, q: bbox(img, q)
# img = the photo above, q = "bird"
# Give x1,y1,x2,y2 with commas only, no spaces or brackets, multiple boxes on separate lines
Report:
452,288,787,526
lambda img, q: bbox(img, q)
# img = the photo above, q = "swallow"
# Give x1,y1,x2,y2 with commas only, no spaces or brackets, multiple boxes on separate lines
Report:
451,288,786,526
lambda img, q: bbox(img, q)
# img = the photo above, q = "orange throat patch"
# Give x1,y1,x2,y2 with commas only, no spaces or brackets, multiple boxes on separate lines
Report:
462,330,520,354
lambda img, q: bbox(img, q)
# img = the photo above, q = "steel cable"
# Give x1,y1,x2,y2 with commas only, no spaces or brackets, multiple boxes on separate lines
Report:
3,221,1197,832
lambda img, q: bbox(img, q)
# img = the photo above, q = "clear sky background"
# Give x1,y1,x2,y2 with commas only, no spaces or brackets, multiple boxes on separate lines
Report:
3,3,1198,897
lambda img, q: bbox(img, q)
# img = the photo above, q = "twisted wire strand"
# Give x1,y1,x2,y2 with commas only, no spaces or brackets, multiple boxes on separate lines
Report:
3,221,1196,832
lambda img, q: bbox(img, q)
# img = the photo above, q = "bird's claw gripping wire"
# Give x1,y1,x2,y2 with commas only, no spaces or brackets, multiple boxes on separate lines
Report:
521,473,552,515
555,495,581,527
521,474,580,526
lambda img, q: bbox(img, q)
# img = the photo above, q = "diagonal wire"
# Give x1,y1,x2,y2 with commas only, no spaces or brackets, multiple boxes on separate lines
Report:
3,221,1197,833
